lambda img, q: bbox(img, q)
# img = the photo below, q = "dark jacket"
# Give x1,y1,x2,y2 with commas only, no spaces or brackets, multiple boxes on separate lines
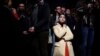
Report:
29,3,50,32
17,10,30,33
66,15,76,31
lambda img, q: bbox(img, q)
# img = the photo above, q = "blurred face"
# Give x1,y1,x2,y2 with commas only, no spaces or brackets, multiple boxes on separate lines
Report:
61,7,66,13
87,3,92,8
66,9,71,15
55,6,61,14
19,3,25,10
59,15,66,23
7,0,12,7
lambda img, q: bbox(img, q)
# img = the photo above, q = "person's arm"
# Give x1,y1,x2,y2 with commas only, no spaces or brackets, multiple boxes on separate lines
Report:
53,26,67,39
11,8,20,20
63,26,74,41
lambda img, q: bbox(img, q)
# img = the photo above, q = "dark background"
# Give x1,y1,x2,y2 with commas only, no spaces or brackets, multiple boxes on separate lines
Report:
0,0,98,56
11,0,98,56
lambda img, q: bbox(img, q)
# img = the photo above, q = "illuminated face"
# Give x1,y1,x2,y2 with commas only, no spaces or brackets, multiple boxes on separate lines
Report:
19,3,25,10
59,14,66,23
87,3,92,8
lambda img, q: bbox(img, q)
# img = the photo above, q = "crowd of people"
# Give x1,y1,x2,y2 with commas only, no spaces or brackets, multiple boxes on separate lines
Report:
0,0,100,56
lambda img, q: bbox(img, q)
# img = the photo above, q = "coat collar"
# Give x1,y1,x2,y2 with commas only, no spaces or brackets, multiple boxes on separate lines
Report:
56,23,67,27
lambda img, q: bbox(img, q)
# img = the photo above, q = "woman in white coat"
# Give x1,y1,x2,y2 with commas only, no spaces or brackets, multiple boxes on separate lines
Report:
53,14,74,56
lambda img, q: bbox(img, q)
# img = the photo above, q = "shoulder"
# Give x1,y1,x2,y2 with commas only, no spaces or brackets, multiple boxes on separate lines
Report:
66,25,72,31
53,23,60,29
64,25,70,29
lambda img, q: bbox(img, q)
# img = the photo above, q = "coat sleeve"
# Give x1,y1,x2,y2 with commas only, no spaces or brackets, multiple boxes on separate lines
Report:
53,26,66,39
63,26,74,41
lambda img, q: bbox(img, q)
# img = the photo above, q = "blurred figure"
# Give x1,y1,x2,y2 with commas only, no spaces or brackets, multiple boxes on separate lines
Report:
80,3,95,56
51,6,62,27
10,2,33,55
27,0,50,56
17,3,28,35
66,9,76,32
16,3,32,55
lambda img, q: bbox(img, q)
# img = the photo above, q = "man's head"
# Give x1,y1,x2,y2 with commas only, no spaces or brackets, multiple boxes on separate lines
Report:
61,7,66,14
4,0,12,7
55,6,61,14
87,3,93,8
18,3,25,10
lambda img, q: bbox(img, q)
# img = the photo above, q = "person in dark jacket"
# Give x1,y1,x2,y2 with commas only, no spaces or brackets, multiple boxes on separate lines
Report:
80,3,95,56
27,0,50,56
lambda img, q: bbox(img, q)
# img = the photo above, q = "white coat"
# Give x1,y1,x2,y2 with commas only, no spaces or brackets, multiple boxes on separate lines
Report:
53,23,74,56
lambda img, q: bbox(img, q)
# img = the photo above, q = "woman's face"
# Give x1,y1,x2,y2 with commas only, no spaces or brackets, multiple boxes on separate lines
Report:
59,15,66,23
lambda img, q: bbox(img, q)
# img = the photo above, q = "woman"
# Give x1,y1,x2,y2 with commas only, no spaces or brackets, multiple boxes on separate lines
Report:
53,14,74,56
